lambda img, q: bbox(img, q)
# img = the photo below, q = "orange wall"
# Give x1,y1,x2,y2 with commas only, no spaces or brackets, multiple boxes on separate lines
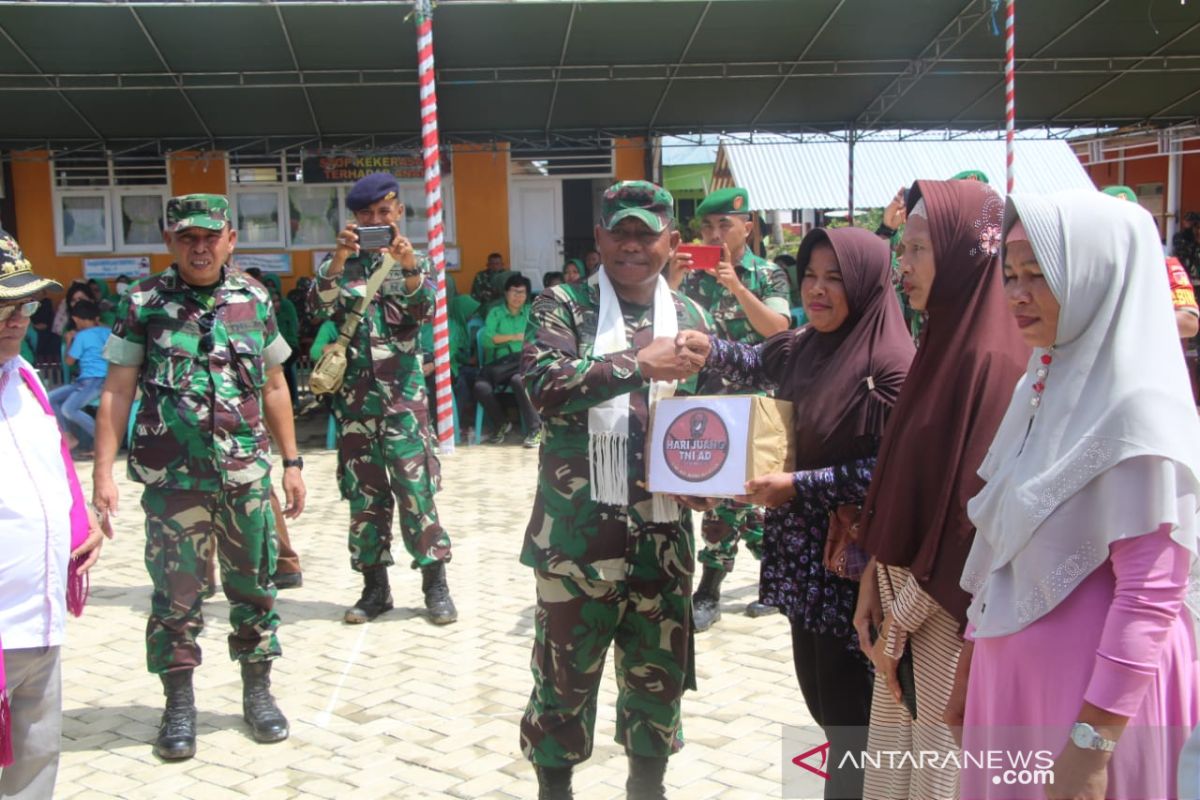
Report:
614,137,647,182
451,143,510,294
12,150,178,291
1084,142,1200,234
12,150,223,292
170,150,227,195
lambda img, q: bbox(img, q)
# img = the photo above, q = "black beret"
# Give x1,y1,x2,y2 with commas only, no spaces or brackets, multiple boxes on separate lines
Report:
345,173,401,212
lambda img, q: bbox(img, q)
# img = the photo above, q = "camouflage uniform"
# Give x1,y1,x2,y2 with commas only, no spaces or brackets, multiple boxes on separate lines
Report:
104,264,292,673
470,268,503,307
309,251,451,572
519,281,711,766
681,249,791,574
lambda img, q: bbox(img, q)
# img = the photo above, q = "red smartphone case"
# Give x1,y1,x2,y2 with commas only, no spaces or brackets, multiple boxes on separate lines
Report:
677,244,722,270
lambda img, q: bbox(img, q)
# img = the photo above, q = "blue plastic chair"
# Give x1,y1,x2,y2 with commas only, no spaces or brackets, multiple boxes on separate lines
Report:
466,317,484,355
791,305,808,328
326,413,337,450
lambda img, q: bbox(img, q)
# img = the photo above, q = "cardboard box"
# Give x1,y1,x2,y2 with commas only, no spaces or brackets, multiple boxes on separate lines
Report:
647,395,795,498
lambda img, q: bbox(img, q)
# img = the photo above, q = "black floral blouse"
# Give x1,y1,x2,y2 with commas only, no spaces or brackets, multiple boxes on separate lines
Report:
707,337,876,659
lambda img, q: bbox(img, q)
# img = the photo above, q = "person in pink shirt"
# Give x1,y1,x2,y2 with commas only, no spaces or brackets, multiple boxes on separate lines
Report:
947,191,1200,799
0,230,106,798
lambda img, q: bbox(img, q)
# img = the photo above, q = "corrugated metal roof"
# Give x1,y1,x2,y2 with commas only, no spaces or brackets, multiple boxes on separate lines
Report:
721,139,1095,210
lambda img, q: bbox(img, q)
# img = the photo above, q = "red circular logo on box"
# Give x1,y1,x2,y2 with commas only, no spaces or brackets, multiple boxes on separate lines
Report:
663,407,729,482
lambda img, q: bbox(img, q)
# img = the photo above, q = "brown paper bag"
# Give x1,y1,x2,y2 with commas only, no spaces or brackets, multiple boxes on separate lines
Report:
744,396,795,481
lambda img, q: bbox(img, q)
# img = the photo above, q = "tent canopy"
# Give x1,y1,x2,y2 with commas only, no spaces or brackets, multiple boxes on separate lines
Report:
0,0,1197,153
713,138,1095,209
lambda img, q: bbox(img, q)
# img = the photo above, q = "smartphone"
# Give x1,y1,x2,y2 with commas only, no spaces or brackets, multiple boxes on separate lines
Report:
356,224,396,250
677,243,722,270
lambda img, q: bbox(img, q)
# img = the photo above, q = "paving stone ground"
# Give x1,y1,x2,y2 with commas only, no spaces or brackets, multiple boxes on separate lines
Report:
57,416,817,799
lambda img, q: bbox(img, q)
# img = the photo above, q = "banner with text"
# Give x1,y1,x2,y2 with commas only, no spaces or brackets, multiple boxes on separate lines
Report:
83,256,152,280
302,153,451,184
234,253,292,275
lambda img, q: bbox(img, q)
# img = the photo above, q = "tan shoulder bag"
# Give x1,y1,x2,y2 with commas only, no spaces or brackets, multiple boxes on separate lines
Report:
310,254,395,397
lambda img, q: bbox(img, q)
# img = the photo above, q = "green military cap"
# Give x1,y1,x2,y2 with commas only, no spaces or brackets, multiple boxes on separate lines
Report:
600,180,675,233
165,193,231,233
1101,185,1137,203
696,186,751,217
950,169,990,184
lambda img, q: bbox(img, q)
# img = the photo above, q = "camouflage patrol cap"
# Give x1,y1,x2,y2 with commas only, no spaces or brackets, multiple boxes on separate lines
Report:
1101,185,1137,203
600,180,674,233
696,186,751,217
0,229,61,300
165,193,231,233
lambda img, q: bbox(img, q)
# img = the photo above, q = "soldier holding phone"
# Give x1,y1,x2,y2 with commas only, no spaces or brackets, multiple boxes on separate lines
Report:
309,173,457,627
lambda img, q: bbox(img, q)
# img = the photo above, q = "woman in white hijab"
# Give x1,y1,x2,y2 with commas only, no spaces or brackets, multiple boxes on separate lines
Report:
948,190,1200,799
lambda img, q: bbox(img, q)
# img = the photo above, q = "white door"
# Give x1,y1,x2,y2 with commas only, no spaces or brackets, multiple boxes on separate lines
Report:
509,179,564,288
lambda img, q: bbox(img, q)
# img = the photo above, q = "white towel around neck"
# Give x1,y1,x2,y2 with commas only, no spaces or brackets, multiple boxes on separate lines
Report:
588,266,680,523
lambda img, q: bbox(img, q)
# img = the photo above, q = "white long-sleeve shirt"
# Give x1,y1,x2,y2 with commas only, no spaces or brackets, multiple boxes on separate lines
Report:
0,356,71,649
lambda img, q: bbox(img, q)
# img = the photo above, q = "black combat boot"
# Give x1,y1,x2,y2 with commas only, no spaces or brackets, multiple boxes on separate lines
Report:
626,754,669,800
691,566,725,632
421,561,458,625
154,669,196,761
272,571,303,590
535,765,574,799
240,661,289,743
344,565,393,624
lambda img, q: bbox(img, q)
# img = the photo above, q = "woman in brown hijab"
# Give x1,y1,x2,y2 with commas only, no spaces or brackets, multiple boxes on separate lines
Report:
854,179,1029,800
680,226,914,799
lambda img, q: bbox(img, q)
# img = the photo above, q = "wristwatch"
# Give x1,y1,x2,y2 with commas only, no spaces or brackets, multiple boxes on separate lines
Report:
282,457,304,471
1069,722,1117,752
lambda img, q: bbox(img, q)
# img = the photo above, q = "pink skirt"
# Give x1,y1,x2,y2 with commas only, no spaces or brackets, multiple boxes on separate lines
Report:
962,563,1199,799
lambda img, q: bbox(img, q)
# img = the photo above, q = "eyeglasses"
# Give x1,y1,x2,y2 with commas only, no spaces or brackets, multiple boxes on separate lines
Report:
198,312,215,355
0,300,39,323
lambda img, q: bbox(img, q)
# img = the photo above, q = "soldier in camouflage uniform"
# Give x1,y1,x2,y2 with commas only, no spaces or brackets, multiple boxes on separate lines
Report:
520,181,712,800
674,187,791,631
92,194,306,761
308,173,456,626
470,251,507,306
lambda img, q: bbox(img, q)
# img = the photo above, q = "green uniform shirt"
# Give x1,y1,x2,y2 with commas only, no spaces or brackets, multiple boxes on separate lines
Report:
309,252,434,420
104,265,291,491
275,296,300,352
309,319,338,362
520,281,712,582
681,249,791,344
482,303,530,363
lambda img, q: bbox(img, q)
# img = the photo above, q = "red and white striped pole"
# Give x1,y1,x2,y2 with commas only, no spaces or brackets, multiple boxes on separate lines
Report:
1005,0,1016,193
415,0,454,453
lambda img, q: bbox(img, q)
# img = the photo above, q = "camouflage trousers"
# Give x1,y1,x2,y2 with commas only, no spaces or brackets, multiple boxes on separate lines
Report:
141,478,280,674
697,500,764,574
521,570,695,767
336,410,452,571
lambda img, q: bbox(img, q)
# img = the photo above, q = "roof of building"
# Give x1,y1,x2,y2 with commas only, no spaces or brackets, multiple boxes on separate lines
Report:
713,136,1096,209
0,0,1197,153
